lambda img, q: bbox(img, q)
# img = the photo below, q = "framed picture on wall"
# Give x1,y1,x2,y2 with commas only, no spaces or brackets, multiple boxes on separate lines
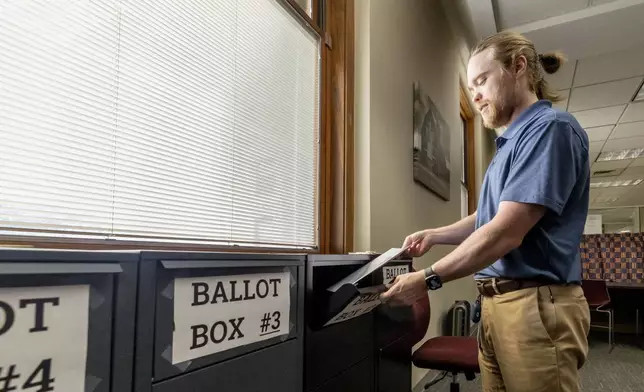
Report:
412,81,451,201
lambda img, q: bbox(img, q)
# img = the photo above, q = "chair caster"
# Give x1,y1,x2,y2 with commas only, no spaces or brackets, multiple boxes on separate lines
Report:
423,371,447,390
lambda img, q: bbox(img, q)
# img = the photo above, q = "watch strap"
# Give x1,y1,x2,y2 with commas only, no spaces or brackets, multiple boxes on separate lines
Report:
424,265,442,290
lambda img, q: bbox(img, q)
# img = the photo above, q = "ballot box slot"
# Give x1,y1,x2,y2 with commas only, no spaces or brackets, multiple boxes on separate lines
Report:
307,264,373,329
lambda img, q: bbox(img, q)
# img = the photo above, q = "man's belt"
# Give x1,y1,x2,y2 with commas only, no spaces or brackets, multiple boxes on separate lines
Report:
476,278,550,297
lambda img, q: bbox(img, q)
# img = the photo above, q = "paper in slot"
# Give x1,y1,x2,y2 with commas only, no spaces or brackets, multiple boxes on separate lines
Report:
323,285,386,327
326,247,410,292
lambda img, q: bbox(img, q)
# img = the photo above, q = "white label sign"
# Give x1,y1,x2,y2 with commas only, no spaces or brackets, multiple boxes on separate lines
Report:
173,272,291,364
584,214,603,235
382,265,410,286
0,284,90,392
324,286,383,327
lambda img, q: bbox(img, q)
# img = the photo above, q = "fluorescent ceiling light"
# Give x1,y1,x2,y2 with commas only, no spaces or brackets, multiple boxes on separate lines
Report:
590,179,643,188
594,197,618,203
597,148,644,161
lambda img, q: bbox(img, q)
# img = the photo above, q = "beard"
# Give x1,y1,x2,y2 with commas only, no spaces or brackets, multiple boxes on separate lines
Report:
481,94,515,129
482,101,505,129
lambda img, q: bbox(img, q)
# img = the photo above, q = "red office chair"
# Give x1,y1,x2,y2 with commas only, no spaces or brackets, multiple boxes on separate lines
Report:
581,279,614,352
410,298,480,391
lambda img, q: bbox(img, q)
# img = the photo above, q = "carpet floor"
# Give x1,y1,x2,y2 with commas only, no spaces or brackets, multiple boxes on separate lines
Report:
430,332,644,392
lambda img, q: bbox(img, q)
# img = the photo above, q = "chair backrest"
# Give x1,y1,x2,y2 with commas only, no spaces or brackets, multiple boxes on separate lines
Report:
581,279,610,306
408,293,431,345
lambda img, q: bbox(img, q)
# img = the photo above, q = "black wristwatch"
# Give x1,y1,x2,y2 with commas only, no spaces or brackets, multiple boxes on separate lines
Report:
424,266,443,290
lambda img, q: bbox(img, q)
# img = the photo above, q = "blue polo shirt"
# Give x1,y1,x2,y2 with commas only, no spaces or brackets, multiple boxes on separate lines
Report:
474,100,590,284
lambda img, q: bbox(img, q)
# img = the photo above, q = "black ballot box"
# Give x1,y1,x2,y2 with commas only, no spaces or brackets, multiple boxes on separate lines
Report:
310,356,374,392
134,251,305,392
304,254,415,392
373,259,418,392
0,249,139,392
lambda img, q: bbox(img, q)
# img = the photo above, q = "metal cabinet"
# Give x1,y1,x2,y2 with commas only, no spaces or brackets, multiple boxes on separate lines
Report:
134,251,305,392
304,254,416,392
304,255,376,390
373,260,416,392
310,356,374,392
0,249,139,392
152,339,302,392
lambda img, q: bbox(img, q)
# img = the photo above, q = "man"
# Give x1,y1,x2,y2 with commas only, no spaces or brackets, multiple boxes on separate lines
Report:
381,31,591,392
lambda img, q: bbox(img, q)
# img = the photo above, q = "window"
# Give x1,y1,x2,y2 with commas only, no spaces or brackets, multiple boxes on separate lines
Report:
0,0,321,249
293,0,314,17
460,116,469,219
459,84,476,217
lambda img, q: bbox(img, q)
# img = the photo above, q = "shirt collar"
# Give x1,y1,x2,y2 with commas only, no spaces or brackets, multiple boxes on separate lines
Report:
497,100,552,141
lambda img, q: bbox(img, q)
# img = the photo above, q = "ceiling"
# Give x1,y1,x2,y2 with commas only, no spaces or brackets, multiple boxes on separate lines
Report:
459,0,644,209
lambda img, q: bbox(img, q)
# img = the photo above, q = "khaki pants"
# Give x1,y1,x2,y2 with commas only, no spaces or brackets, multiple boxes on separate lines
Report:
477,284,591,392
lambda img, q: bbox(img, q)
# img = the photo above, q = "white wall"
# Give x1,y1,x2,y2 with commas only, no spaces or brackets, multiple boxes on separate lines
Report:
440,0,497,200
354,0,490,387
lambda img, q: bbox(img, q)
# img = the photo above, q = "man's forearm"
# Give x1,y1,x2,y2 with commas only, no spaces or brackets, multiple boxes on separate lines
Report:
430,221,520,283
427,213,477,245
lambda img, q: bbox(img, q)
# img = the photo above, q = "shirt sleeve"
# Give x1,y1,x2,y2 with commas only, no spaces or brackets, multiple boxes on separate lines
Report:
499,120,587,216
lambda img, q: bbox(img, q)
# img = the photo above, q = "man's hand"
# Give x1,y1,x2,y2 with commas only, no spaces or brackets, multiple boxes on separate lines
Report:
403,230,434,258
380,270,427,306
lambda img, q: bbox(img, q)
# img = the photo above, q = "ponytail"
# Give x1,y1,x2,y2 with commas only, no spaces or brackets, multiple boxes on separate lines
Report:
536,51,566,102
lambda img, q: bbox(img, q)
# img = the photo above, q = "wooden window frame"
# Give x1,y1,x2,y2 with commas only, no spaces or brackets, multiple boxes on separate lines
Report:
460,84,476,215
284,0,321,33
318,0,355,254
1,0,355,255
279,0,356,255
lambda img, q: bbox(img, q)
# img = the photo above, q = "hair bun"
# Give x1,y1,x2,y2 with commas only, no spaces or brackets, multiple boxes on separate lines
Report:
539,51,566,74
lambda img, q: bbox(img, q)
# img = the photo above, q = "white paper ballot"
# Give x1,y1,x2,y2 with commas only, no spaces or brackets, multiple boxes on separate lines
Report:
327,247,410,292
324,286,384,326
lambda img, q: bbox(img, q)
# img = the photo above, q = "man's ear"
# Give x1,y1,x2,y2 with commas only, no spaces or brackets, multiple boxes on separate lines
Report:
514,55,528,78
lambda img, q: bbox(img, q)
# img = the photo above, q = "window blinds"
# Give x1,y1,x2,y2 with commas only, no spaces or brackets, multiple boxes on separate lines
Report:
0,0,320,249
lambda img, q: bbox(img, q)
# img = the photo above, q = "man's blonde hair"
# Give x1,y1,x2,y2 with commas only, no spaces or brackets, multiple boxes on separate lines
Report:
472,31,565,102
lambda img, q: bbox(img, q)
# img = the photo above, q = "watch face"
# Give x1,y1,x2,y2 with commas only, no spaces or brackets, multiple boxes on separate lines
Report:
426,275,442,290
